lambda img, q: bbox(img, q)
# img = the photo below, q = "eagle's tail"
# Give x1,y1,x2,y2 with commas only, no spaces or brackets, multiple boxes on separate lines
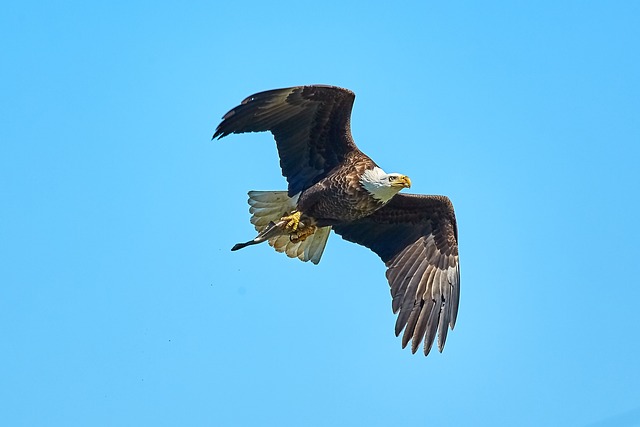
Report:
232,190,331,264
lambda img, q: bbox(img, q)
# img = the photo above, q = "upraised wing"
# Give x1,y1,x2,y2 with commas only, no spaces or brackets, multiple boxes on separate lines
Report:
332,194,460,356
213,85,360,196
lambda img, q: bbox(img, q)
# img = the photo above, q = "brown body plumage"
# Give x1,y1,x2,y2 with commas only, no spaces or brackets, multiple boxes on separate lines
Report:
296,150,384,225
214,85,461,356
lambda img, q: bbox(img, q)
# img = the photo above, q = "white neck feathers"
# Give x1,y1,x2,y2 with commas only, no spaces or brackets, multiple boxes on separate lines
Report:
360,167,402,203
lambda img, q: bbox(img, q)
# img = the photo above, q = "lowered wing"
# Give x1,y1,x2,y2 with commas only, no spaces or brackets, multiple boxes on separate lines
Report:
333,193,460,356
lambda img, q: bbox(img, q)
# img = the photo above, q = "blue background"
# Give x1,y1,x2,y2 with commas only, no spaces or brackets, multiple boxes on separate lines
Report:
2,1,639,426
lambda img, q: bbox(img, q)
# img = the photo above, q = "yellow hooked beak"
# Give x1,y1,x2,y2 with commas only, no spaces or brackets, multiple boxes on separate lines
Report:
392,175,412,189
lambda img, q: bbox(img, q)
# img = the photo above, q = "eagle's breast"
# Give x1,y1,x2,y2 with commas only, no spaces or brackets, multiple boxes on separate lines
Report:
297,154,386,225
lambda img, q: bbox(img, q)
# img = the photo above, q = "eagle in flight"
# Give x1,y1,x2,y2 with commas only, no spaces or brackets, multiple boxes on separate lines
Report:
213,85,460,356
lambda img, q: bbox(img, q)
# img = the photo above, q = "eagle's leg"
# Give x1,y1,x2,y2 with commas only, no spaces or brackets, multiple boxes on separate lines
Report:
290,224,317,243
281,210,302,231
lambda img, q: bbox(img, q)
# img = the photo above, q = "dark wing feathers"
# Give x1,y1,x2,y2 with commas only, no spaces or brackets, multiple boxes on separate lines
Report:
213,85,359,196
332,193,460,356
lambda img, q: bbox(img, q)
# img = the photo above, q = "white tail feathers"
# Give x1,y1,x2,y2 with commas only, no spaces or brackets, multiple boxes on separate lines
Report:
247,191,331,264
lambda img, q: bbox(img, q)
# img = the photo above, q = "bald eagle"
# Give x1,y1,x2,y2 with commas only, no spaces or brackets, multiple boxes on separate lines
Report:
213,85,460,356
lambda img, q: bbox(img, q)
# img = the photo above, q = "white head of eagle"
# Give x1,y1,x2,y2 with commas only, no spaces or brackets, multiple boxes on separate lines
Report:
360,166,412,203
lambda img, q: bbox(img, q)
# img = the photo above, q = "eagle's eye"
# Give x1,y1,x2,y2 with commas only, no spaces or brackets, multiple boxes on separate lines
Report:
388,176,395,182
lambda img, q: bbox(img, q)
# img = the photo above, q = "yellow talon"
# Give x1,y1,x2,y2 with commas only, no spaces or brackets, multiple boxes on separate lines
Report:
281,211,302,231
290,225,317,243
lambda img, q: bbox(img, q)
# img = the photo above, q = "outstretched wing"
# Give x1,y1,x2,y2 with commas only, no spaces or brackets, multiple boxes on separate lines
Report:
332,194,460,356
213,85,360,196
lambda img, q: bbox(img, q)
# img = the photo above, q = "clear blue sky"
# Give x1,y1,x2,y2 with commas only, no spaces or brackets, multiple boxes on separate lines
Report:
2,1,639,426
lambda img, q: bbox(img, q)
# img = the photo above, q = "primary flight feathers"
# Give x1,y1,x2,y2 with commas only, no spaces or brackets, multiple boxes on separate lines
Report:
214,85,460,356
